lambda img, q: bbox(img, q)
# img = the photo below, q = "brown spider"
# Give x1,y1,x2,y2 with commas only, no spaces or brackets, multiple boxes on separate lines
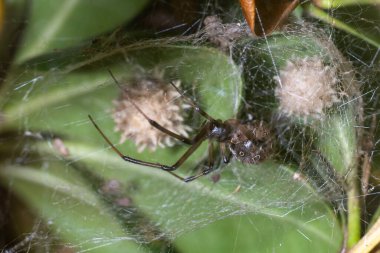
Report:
88,71,273,182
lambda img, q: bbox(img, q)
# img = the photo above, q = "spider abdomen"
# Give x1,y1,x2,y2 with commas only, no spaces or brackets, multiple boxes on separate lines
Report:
228,120,273,164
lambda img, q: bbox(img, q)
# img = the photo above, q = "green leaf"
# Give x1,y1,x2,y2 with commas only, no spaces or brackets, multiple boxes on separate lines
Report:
2,45,242,177
36,139,343,253
4,45,241,130
0,43,245,248
316,107,360,247
2,43,243,185
175,212,340,253
15,0,151,64
0,165,147,253
317,106,357,176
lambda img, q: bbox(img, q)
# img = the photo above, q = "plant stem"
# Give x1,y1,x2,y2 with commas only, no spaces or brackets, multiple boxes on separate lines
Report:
346,169,361,248
305,4,380,48
348,217,380,253
313,0,380,8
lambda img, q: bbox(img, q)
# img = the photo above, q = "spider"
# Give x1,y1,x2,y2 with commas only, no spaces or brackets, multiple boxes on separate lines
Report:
88,71,273,182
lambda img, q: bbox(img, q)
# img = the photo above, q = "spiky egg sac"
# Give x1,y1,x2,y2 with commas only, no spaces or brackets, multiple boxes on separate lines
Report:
274,56,340,120
112,79,192,152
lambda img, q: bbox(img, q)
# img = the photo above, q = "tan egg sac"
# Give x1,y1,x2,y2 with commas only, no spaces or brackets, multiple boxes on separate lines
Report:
203,15,249,51
112,79,192,152
274,56,340,120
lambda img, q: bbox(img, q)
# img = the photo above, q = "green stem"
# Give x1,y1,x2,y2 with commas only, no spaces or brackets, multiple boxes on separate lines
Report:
348,216,380,253
305,4,380,48
314,0,380,8
346,170,361,248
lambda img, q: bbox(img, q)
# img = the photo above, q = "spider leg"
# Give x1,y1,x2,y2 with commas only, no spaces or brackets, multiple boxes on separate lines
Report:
108,70,193,145
126,99,193,145
208,141,215,168
169,81,215,122
167,123,209,169
220,142,231,163
181,141,216,182
89,115,209,179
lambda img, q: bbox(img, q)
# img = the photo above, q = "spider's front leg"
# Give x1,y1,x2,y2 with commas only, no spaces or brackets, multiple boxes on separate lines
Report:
179,141,216,182
89,115,213,182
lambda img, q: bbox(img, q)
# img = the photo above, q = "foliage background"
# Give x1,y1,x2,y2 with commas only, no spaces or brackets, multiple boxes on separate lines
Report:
0,0,379,252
